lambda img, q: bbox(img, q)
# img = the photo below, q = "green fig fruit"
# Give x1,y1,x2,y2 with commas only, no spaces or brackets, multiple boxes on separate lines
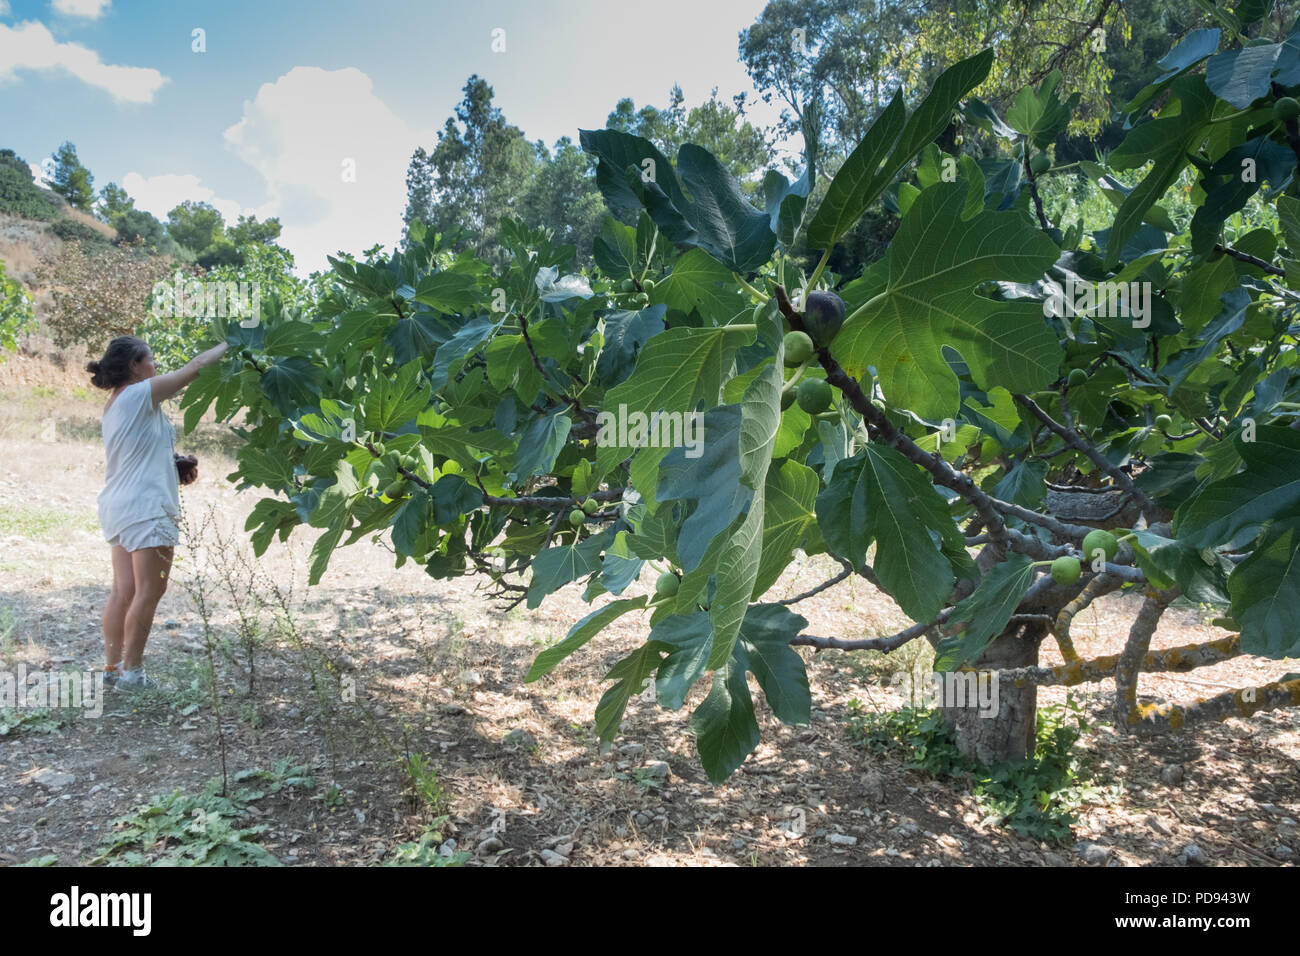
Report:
568,508,585,528
796,378,833,415
1050,555,1082,586
1082,529,1119,564
1154,414,1173,430
641,278,655,292
1067,368,1088,388
655,571,680,597
582,497,598,515
783,331,814,367
1030,152,1051,175
1275,96,1300,122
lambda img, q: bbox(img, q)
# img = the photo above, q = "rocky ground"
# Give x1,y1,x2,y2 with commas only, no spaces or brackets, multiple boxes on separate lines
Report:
0,370,1296,867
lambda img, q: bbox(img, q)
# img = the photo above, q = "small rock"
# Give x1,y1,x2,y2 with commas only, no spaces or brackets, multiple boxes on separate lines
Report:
1042,851,1068,867
32,770,74,789
779,782,798,795
641,761,670,780
460,669,484,687
633,811,653,828
827,833,858,846
1159,764,1184,786
540,849,568,867
554,842,574,858
476,836,504,856
622,847,640,859
1078,842,1109,865
336,654,357,672
1180,842,1207,865
618,743,645,757
1270,845,1295,862
437,839,457,858
1145,815,1172,836
503,729,537,750
861,771,885,805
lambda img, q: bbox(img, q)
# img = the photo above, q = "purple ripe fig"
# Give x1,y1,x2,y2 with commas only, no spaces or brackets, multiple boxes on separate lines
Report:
803,291,846,347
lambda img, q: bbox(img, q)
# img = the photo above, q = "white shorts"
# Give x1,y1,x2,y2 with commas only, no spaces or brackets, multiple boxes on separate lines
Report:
106,514,180,552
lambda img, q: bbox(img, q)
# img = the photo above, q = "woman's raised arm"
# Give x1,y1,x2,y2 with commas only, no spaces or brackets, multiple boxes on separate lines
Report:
149,342,230,408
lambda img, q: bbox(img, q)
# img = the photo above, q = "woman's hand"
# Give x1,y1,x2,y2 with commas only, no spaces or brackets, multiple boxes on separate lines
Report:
175,454,199,485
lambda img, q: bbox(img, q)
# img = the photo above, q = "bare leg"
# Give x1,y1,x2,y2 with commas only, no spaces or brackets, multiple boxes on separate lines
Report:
104,545,136,669
123,545,174,671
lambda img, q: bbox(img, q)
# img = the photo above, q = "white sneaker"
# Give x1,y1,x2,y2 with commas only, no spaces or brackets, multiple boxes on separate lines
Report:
116,669,160,691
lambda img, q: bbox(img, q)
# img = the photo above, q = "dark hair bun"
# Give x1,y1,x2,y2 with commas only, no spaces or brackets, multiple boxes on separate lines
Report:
87,337,147,390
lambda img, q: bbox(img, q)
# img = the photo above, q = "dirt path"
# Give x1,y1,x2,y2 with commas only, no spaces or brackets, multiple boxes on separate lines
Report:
1,379,1296,866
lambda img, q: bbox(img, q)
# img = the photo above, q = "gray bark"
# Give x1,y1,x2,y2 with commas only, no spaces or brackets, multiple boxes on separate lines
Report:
940,619,1045,765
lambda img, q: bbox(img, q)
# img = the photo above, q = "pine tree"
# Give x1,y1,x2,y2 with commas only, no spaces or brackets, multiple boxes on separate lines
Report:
50,142,95,212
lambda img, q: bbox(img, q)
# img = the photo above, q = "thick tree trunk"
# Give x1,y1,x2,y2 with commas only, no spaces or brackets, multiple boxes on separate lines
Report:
940,619,1045,765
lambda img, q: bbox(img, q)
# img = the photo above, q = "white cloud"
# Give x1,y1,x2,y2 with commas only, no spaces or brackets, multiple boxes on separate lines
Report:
0,2,11,17
119,171,268,226
51,0,111,19
222,66,419,273
0,20,165,102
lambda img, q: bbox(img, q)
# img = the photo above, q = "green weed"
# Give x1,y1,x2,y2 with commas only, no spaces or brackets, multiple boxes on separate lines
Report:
847,694,1112,842
384,816,470,867
90,774,284,866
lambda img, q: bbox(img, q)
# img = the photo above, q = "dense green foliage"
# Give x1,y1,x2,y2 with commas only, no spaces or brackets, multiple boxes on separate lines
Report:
0,260,35,359
0,164,63,221
154,22,1300,784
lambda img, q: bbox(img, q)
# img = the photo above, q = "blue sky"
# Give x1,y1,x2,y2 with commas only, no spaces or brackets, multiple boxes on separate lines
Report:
0,0,784,272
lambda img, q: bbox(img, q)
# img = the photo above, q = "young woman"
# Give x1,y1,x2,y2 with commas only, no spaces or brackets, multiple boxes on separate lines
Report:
87,336,228,689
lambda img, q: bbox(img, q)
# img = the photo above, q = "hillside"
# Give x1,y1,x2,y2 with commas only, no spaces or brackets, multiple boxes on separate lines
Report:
0,177,171,387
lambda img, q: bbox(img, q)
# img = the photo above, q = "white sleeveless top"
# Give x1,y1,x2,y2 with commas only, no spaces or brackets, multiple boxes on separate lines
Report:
97,379,181,539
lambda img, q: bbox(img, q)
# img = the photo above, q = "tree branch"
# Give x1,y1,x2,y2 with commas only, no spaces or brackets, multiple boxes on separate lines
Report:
1212,243,1285,277
996,633,1244,687
1013,392,1159,522
773,284,1067,562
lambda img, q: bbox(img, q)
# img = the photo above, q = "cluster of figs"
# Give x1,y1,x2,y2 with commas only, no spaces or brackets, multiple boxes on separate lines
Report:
780,291,846,415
